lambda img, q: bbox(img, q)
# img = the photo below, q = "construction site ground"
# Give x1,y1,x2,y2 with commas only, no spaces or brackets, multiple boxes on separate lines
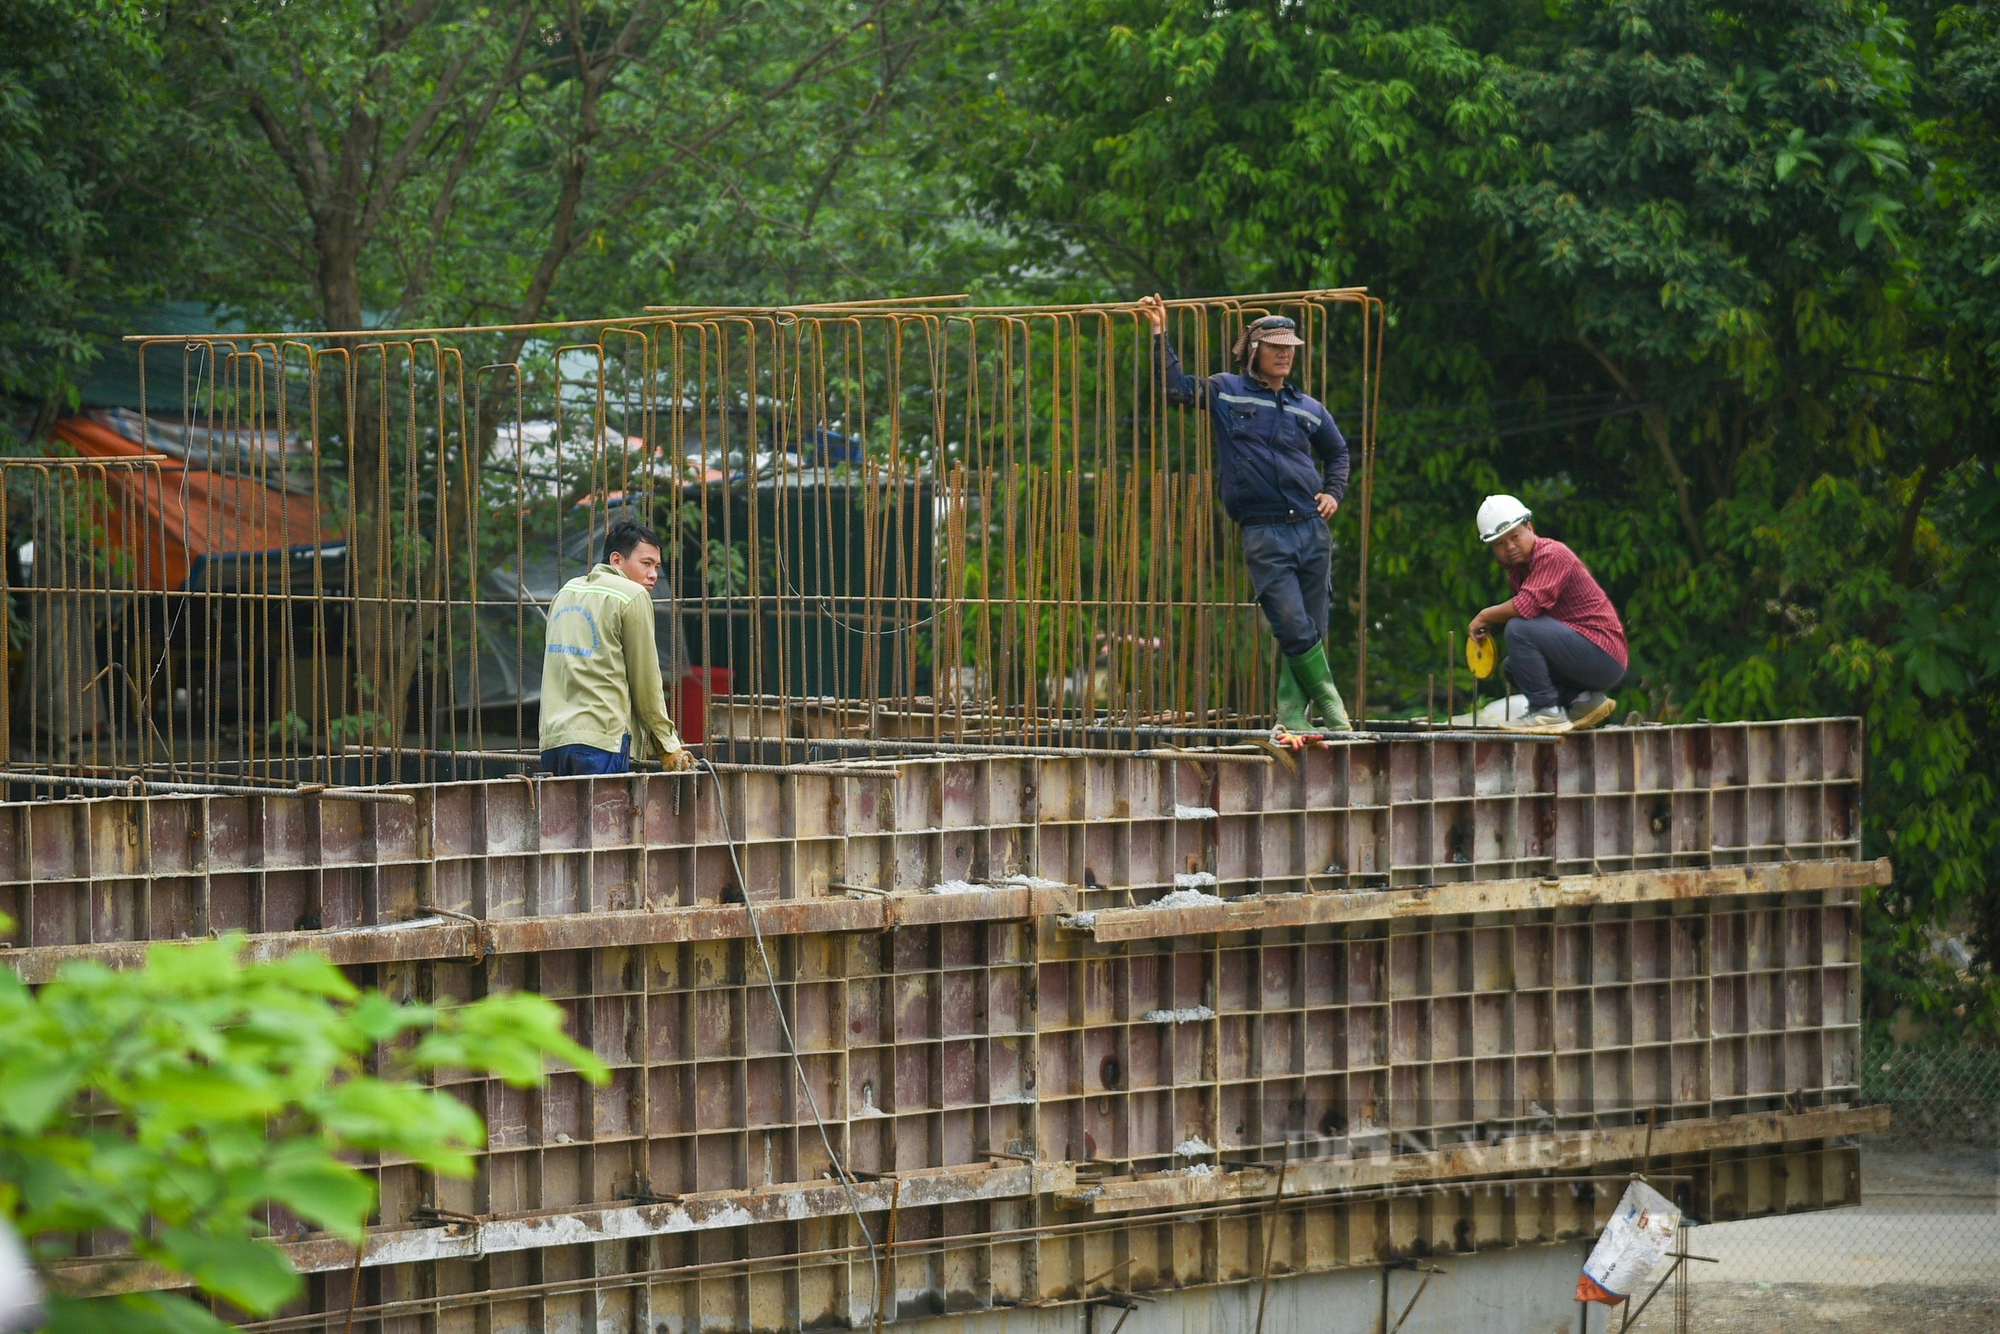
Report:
1626,1141,2000,1331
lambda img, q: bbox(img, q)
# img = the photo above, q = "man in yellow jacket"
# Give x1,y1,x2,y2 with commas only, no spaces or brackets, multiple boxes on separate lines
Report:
539,520,695,775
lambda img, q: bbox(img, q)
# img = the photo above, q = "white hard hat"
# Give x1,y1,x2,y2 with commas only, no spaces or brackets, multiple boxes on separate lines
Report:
1476,494,1532,543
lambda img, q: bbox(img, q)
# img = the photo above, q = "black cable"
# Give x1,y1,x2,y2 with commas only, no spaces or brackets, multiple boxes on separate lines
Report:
1385,402,1647,453
693,753,884,1323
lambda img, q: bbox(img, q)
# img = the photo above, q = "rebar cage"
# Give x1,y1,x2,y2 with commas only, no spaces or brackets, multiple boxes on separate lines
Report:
4,291,1383,789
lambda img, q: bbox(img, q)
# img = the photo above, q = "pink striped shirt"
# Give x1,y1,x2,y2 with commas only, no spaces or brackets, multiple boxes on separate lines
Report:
1507,538,1628,669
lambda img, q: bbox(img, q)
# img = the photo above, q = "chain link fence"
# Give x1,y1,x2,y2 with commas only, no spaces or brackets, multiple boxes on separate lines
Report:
1626,1037,2000,1332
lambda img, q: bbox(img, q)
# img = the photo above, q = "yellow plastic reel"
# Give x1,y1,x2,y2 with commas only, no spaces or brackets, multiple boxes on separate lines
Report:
1466,632,1497,680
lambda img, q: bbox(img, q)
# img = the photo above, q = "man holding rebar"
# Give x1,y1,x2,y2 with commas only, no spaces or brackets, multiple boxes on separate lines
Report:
539,520,696,775
1142,295,1353,736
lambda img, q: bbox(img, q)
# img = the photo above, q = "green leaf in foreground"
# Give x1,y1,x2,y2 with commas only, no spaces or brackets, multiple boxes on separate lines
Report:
0,923,606,1330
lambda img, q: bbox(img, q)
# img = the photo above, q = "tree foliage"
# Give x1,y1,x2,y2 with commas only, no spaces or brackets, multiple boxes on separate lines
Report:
165,0,971,332
968,0,1516,293
0,0,169,413
0,931,608,1333
966,0,2000,1033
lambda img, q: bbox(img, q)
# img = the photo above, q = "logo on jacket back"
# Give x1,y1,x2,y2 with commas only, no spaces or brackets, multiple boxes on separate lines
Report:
547,605,600,657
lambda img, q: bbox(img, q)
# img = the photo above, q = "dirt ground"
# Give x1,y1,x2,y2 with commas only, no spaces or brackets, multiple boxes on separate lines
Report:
1624,1143,1999,1332
1632,1282,2000,1331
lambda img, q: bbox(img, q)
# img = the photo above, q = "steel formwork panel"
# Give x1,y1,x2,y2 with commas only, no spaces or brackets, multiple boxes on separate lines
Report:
0,723,1862,952
257,1140,1859,1334
8,722,1881,1331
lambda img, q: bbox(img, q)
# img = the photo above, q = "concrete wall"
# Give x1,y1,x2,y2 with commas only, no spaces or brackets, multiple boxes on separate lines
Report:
902,1241,1609,1334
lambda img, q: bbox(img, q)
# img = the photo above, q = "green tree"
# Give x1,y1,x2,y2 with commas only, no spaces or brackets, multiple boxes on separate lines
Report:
167,0,963,331
1472,0,2000,1030
967,0,1999,1030
1851,0,2000,1025
967,0,1515,294
0,931,608,1333
0,0,178,420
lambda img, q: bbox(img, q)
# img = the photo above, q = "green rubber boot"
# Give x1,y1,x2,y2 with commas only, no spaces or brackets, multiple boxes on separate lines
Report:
1274,662,1311,733
1285,643,1353,732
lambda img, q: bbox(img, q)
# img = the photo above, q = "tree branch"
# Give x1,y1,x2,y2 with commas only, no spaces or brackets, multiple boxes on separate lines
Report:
358,10,511,242
1892,421,1968,587
801,3,930,239
399,7,540,321
198,19,328,216
284,50,336,214
1581,337,1707,561
590,0,901,226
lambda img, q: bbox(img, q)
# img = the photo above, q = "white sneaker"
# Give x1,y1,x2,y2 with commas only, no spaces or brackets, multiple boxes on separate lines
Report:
1499,707,1572,734
1566,693,1617,730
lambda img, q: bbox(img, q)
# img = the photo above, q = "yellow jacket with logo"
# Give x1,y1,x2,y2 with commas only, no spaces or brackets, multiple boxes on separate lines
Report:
538,564,683,759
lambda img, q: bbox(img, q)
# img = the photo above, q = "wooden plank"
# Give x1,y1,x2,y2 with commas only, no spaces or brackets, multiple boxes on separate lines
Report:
1066,859,1893,941
4,886,1077,981
53,1158,1076,1295
1067,1105,1892,1214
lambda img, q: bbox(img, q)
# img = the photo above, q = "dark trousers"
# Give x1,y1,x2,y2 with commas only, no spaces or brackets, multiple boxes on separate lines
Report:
1242,519,1330,659
1503,617,1624,710
541,734,632,776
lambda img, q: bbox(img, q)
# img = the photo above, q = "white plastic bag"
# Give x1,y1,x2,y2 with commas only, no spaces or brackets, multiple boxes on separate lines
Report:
1577,1179,1681,1304
0,1215,41,1333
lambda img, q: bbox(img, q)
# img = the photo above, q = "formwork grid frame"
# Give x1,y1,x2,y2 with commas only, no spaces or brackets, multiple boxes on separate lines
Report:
0,723,1861,953
254,1140,1858,1332
7,724,1878,1331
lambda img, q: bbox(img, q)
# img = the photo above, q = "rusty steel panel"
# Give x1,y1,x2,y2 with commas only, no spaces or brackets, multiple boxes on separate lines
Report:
255,887,1865,1243
0,723,1860,960
4,722,1878,1332
135,1142,1858,1332
54,1110,1880,1296
81,878,1862,1331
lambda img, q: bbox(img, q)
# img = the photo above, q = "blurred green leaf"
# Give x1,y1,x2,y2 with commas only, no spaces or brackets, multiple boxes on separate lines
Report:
261,1155,376,1241
45,1293,234,1334
1,938,595,1330
153,1229,301,1315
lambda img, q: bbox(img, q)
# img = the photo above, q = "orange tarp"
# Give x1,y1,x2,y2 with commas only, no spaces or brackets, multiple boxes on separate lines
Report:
47,415,337,591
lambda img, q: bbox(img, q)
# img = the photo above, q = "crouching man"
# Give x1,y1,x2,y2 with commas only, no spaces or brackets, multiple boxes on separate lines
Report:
1466,496,1625,735
540,520,696,774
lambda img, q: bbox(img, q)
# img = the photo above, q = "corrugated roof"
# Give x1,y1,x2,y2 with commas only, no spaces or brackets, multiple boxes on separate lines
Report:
48,412,339,590
73,302,239,410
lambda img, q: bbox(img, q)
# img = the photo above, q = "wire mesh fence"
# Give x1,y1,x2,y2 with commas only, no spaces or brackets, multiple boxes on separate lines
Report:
1858,1039,2000,1145
1640,1037,2000,1332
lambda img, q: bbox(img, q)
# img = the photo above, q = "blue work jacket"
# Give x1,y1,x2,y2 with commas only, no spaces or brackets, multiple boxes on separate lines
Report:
1153,335,1350,527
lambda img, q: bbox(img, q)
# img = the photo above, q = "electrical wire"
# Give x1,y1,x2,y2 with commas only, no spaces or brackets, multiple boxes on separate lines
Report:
694,753,884,1324
1384,402,1647,453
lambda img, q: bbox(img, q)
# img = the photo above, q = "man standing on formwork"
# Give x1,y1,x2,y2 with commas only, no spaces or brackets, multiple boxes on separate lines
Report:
1466,495,1625,734
540,519,697,775
1141,295,1353,738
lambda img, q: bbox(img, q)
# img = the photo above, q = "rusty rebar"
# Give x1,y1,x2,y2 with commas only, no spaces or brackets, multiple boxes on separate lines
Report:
22,292,1383,781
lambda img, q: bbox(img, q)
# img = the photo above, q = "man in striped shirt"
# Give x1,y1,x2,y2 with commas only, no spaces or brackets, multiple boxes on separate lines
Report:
1466,495,1626,734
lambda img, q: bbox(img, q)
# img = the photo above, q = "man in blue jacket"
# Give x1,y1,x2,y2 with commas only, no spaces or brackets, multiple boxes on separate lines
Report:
1142,295,1352,734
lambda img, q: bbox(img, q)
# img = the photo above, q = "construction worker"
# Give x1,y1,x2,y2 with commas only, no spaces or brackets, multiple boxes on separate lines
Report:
1141,295,1352,736
540,519,696,775
1466,495,1625,734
